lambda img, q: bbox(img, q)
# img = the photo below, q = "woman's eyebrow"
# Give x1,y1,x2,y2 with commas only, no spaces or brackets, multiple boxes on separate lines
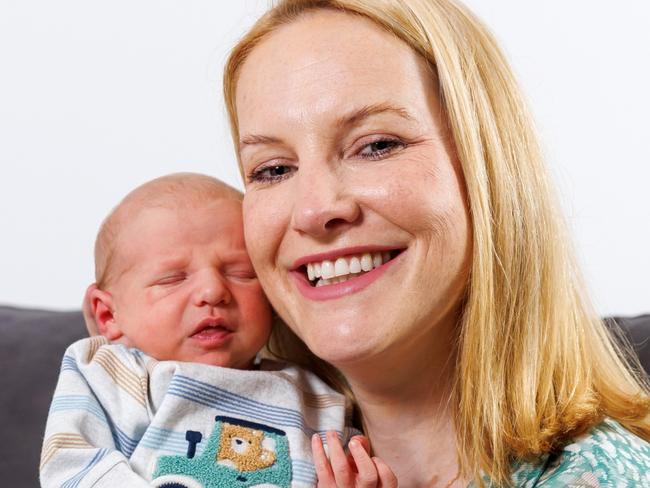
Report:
239,134,282,150
338,103,415,128
239,103,415,150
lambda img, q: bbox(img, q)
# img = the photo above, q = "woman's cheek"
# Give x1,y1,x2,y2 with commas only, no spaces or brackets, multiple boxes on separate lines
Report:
243,195,268,256
243,193,284,294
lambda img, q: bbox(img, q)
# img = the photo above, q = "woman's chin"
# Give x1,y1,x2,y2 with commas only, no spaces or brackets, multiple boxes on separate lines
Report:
305,332,386,369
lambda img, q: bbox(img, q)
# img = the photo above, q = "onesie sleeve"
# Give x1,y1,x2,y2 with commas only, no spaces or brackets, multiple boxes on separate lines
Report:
40,337,153,487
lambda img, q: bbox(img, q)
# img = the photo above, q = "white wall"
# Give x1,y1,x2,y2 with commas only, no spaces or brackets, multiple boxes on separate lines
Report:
1,1,648,315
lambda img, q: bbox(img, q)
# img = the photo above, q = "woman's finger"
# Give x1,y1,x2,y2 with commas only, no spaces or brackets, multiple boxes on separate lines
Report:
312,433,335,487
349,435,371,454
326,430,354,487
348,437,378,487
373,457,398,488
345,435,370,469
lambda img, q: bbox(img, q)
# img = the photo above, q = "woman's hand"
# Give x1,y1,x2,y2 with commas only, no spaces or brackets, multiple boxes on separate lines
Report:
312,431,398,488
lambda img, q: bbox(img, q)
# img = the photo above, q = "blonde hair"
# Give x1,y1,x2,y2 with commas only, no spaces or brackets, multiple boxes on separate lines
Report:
95,172,242,288
223,0,650,484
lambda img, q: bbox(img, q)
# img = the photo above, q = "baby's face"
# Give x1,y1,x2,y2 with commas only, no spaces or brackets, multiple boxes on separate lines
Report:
107,198,271,368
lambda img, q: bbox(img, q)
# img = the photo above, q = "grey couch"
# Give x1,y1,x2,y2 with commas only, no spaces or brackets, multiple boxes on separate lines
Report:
1,306,649,487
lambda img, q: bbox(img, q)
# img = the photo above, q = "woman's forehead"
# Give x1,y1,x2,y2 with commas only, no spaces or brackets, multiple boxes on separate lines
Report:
235,9,435,130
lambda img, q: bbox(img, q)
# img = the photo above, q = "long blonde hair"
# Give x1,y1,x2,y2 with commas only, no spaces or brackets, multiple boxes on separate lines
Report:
224,0,650,484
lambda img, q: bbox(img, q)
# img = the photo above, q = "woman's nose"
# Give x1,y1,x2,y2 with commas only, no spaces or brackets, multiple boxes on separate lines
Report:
291,163,360,238
193,269,231,307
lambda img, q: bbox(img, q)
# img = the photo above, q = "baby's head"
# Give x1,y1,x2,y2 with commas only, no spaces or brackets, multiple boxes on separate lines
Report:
88,173,272,369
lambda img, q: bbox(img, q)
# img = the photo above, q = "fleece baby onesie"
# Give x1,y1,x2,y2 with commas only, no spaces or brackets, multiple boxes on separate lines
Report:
40,337,354,488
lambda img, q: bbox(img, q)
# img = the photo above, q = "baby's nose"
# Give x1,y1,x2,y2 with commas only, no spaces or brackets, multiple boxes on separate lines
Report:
194,269,231,307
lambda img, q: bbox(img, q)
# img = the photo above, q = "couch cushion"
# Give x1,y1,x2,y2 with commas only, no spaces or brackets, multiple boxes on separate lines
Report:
0,306,85,487
610,314,650,377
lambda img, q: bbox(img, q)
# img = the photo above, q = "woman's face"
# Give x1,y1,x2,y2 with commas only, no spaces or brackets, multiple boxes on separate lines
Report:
236,11,471,367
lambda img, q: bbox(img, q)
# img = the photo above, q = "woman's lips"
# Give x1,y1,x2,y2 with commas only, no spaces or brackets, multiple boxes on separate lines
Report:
290,249,404,301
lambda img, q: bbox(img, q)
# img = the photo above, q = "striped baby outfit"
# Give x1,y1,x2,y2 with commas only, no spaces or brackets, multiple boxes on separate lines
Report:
40,336,353,488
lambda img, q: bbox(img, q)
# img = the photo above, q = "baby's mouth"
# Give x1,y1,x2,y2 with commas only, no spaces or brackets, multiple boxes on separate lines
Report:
191,318,232,338
300,250,403,287
191,325,230,339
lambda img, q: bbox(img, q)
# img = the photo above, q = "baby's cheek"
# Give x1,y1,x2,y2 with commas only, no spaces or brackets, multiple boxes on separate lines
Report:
237,285,273,325
145,285,177,303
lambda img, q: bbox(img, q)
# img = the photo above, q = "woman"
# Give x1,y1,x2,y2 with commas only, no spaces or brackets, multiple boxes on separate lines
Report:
224,0,650,486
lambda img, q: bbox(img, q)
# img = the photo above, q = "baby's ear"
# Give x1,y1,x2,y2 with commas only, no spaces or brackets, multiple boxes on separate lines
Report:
82,283,100,336
88,286,123,341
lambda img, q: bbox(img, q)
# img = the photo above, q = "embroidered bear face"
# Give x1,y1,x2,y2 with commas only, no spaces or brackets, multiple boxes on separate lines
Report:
216,423,277,472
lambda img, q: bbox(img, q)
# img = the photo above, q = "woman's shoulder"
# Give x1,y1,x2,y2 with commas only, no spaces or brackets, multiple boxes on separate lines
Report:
510,418,650,487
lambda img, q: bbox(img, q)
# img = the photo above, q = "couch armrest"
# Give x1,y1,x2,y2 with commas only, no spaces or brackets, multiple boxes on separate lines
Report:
0,306,85,486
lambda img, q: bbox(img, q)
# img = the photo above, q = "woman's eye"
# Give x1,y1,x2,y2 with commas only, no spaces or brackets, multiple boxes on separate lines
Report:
358,138,405,160
248,163,296,184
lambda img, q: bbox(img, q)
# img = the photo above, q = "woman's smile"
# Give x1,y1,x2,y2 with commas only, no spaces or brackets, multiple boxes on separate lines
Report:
290,247,406,300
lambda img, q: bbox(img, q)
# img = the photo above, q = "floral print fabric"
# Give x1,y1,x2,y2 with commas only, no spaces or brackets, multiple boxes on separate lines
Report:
472,419,650,487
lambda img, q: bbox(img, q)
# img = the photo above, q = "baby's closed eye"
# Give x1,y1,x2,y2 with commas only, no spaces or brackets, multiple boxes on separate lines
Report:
225,267,258,282
152,273,187,286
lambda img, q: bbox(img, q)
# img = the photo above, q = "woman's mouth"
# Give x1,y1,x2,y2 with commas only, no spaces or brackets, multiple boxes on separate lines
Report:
301,249,403,287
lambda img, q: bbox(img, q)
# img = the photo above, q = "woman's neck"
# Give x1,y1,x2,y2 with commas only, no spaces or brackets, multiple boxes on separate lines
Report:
338,320,467,487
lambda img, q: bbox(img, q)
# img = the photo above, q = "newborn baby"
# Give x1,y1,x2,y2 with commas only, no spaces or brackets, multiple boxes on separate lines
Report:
40,173,359,488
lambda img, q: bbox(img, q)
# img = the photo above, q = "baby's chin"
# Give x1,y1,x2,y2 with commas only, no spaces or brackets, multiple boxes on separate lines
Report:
129,340,258,369
174,351,256,370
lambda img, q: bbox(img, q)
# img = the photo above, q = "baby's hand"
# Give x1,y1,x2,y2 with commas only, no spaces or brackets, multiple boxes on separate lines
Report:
312,431,398,488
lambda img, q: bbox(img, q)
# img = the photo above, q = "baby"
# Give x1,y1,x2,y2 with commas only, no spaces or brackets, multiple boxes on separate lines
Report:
40,173,394,488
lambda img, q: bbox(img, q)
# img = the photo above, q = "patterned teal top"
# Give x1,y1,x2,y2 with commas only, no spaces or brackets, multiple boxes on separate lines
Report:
470,419,650,487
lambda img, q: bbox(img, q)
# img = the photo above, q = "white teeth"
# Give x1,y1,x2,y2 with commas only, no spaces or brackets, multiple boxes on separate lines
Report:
360,253,373,272
321,260,335,279
349,256,361,274
334,257,349,277
306,250,398,287
315,275,353,287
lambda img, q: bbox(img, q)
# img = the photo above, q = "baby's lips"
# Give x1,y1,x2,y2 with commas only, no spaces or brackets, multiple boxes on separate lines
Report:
191,316,232,336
